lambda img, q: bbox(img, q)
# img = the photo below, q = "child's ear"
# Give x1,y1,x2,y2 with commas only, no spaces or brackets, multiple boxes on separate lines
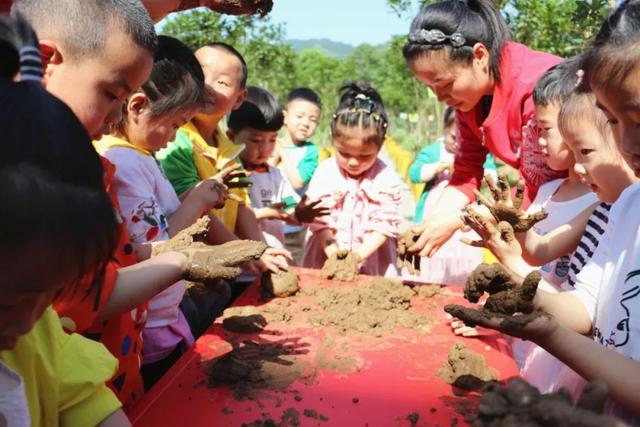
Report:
39,40,62,85
231,88,248,110
471,42,490,73
282,109,289,125
127,93,149,122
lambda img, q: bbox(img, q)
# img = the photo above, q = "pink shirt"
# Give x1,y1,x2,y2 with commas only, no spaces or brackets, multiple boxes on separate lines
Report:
302,157,402,276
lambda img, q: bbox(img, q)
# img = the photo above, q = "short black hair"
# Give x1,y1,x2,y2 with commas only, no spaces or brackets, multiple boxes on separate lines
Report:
12,0,157,61
532,56,583,108
591,0,640,49
331,81,388,146
443,106,455,127
403,0,511,83
203,42,248,88
228,85,283,132
287,87,322,109
116,35,206,135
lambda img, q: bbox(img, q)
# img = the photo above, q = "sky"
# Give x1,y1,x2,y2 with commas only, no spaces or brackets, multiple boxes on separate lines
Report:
267,0,416,46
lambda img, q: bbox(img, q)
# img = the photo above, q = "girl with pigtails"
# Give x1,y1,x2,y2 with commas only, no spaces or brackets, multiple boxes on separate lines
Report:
403,0,564,258
302,82,404,277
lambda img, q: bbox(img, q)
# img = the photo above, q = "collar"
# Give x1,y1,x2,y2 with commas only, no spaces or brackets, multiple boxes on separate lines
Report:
93,134,153,156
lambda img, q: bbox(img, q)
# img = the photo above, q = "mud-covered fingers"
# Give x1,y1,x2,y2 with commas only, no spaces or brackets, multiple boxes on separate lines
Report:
497,221,516,243
512,180,525,210
412,253,421,275
473,189,496,210
484,174,501,202
497,175,511,203
226,180,252,189
460,237,486,248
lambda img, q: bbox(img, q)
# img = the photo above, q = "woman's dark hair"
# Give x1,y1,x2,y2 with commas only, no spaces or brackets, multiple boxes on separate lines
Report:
403,0,511,83
331,81,388,146
228,85,284,132
0,13,40,81
116,35,206,135
443,106,456,127
591,0,640,49
0,81,119,295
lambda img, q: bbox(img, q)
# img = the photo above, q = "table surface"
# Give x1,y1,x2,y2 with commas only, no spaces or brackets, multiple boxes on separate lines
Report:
129,268,519,427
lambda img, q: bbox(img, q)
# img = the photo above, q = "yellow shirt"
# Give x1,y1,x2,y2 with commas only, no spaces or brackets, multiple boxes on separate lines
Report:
0,307,121,427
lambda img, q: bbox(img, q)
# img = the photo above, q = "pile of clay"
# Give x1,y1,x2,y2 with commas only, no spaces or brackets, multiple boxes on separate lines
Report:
436,342,498,385
307,278,435,337
262,270,300,298
207,339,311,401
320,250,360,281
473,378,619,427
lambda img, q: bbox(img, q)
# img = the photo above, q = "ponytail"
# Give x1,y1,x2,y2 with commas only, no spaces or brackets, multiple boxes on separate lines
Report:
331,81,388,145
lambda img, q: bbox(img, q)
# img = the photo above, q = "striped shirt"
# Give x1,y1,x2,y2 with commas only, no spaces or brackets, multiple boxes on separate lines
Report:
567,202,611,287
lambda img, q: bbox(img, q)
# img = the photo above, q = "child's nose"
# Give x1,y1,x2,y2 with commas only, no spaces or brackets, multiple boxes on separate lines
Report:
347,157,359,168
573,162,586,176
538,136,547,147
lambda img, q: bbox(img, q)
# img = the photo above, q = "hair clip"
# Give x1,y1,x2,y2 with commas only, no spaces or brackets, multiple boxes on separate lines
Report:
408,29,466,48
575,69,584,88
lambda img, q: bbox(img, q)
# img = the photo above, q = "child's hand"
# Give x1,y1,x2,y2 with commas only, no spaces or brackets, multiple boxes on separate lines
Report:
180,240,267,283
192,178,235,210
444,304,558,343
446,313,480,337
397,229,421,275
214,163,252,190
204,0,273,16
475,176,548,232
254,204,289,221
257,247,292,273
293,195,330,224
460,205,523,262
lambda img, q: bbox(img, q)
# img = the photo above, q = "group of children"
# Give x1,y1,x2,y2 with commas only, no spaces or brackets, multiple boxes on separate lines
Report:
3,0,640,424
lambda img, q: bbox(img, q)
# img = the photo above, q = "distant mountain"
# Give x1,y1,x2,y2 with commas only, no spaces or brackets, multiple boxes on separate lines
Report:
286,38,354,59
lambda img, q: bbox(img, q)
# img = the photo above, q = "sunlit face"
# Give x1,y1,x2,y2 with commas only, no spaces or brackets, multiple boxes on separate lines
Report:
195,47,247,122
593,79,640,178
125,97,195,153
234,128,279,166
563,120,636,203
535,103,574,171
43,29,153,140
284,99,321,144
333,127,382,178
409,46,494,113
0,244,76,350
443,123,458,153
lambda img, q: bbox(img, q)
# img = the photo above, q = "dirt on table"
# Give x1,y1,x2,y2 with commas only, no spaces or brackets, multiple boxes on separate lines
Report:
472,377,619,427
308,277,433,337
262,270,300,298
436,342,498,385
320,250,360,281
240,407,300,427
222,306,268,333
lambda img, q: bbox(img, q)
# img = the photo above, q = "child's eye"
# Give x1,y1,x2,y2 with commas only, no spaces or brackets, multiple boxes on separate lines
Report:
580,148,594,155
606,118,618,125
104,91,118,101
217,81,228,87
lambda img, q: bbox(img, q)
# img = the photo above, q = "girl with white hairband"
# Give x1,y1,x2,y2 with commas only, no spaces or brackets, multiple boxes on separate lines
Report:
402,0,564,258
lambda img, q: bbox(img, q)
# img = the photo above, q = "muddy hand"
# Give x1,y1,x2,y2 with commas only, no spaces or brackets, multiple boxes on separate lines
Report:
397,229,421,275
204,0,273,16
293,195,330,224
152,216,211,256
181,240,267,282
464,263,515,303
475,176,548,232
215,163,251,191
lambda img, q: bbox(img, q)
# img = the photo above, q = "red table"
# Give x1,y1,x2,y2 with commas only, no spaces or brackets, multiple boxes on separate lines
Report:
129,268,518,426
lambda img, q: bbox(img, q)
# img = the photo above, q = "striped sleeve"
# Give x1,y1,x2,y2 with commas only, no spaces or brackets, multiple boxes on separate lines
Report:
567,202,611,287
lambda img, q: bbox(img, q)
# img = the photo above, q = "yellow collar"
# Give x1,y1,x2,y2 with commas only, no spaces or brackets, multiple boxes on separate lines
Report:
93,135,153,156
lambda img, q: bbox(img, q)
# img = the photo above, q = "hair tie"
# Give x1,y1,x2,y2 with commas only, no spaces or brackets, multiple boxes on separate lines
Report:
575,69,584,88
408,29,466,48
19,46,43,82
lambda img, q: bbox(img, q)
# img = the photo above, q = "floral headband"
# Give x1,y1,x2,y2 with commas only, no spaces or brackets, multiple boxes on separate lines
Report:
408,29,467,48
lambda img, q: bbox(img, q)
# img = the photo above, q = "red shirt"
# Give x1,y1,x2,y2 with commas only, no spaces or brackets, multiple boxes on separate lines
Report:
54,157,146,412
451,42,566,208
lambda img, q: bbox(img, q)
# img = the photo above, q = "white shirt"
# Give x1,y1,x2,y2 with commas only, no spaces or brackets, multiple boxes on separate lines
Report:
247,166,300,248
0,361,30,427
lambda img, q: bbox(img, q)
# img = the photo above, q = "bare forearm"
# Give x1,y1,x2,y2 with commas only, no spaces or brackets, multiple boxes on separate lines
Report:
235,205,265,242
203,213,238,245
280,154,304,190
96,409,131,427
429,186,470,216
317,228,338,257
355,232,387,260
98,252,186,321
167,197,207,237
534,290,593,334
539,325,640,415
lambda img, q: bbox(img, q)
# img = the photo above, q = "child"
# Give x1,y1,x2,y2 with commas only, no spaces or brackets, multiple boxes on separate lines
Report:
302,82,403,277
403,0,564,257
157,42,290,273
0,21,126,425
451,39,640,422
228,86,328,249
275,87,322,264
15,0,265,410
94,35,235,390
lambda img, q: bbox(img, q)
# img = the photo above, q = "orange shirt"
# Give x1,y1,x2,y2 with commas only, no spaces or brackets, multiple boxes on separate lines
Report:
53,157,146,412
